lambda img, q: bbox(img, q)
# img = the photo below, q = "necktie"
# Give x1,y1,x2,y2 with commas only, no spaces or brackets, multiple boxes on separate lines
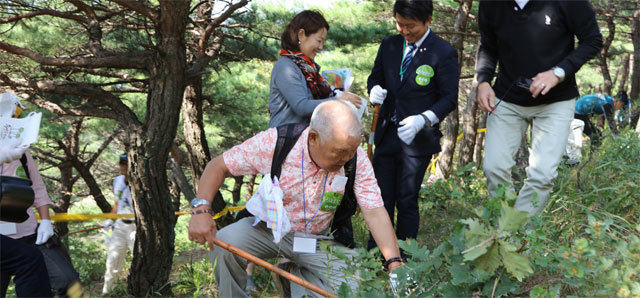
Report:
400,43,416,80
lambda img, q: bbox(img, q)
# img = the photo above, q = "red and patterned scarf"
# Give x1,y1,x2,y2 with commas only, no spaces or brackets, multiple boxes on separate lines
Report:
279,49,334,99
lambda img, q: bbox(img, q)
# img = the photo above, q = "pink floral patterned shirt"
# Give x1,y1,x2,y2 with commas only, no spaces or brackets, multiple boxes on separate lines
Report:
223,127,383,234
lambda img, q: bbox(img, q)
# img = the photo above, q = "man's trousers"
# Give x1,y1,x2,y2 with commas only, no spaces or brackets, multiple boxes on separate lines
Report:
102,219,135,294
210,217,357,298
484,99,575,215
368,123,430,250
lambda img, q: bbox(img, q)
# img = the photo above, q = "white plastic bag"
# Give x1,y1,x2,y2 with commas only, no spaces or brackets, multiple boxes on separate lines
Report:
246,174,291,243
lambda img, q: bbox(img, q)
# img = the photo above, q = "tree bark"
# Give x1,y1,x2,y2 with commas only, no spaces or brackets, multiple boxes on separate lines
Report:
181,79,211,184
598,15,615,95
52,159,74,237
473,112,487,168
512,134,530,192
246,175,256,200
619,54,631,92
169,177,181,226
168,157,196,201
127,1,189,295
232,176,244,205
434,0,473,179
631,9,640,101
457,40,482,169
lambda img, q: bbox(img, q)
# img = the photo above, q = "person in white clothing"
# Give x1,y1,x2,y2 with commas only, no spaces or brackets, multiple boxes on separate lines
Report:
102,153,135,294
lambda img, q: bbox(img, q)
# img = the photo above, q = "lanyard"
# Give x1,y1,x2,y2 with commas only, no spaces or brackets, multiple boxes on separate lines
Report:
301,149,328,233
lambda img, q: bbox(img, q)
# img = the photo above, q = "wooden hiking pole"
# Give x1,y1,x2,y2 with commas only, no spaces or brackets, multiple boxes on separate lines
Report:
212,237,336,298
367,104,381,160
68,226,103,234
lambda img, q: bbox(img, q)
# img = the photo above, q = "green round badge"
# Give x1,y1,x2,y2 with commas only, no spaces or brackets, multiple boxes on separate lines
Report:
415,65,434,86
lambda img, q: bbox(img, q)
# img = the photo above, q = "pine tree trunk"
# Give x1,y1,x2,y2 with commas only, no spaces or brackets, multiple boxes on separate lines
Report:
434,0,473,179
52,160,73,237
457,40,482,169
620,54,631,92
474,112,487,168
127,2,189,295
512,134,530,192
181,75,234,227
182,79,211,185
631,10,640,101
598,16,615,95
246,175,256,200
232,176,244,205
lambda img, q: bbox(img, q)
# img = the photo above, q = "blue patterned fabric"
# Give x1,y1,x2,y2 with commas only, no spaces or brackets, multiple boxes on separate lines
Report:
574,93,613,115
400,43,416,79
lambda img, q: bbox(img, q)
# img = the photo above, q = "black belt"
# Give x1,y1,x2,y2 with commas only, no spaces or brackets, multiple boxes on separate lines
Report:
121,219,135,224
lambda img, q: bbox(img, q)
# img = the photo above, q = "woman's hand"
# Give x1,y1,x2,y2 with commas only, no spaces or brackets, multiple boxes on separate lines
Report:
337,92,362,109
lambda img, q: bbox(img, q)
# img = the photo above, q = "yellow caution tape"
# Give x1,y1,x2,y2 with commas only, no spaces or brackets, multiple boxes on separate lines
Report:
36,206,246,222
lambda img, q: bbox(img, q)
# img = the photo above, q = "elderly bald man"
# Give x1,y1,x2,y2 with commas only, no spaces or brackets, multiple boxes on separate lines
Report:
188,100,402,297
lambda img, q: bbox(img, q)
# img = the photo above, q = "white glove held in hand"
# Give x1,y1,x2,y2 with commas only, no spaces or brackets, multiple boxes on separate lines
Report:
36,219,54,245
103,219,114,230
369,85,387,105
0,138,29,164
397,114,427,145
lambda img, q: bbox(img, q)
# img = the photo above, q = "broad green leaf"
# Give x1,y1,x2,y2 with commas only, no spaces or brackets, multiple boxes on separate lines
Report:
463,244,490,262
473,242,501,273
337,282,352,297
499,241,533,281
441,284,473,298
399,239,430,261
529,285,549,298
461,218,494,261
498,202,529,232
449,261,475,285
461,218,491,244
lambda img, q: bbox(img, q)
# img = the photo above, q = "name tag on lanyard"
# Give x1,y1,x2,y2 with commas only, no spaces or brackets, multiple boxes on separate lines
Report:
293,237,316,253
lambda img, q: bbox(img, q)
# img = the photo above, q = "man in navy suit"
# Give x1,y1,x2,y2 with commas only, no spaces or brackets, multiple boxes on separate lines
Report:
366,0,459,253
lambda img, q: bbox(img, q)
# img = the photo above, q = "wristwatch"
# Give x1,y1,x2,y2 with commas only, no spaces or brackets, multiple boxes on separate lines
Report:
552,66,565,83
190,197,211,209
419,113,431,128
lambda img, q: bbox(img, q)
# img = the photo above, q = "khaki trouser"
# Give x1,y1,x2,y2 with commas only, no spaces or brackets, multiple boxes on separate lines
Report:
484,99,575,215
102,219,135,294
210,217,358,298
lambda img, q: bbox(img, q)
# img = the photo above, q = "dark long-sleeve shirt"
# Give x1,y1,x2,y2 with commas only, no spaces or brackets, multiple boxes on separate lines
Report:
476,0,602,106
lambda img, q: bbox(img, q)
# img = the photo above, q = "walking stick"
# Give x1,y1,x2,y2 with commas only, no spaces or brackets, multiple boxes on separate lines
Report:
211,237,336,298
68,226,103,234
367,104,380,160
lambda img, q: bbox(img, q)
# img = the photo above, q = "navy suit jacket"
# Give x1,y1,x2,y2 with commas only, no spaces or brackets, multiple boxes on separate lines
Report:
367,32,459,156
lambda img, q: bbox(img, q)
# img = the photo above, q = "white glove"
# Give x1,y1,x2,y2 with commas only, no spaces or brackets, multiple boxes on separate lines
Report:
389,273,399,297
0,138,29,164
397,114,427,145
103,219,114,230
35,219,54,245
369,85,387,105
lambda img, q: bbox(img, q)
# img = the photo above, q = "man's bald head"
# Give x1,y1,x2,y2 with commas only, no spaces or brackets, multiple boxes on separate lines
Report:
308,100,362,172
310,100,362,141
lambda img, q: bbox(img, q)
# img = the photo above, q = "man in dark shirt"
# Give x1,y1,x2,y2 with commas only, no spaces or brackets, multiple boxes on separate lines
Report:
475,0,602,215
